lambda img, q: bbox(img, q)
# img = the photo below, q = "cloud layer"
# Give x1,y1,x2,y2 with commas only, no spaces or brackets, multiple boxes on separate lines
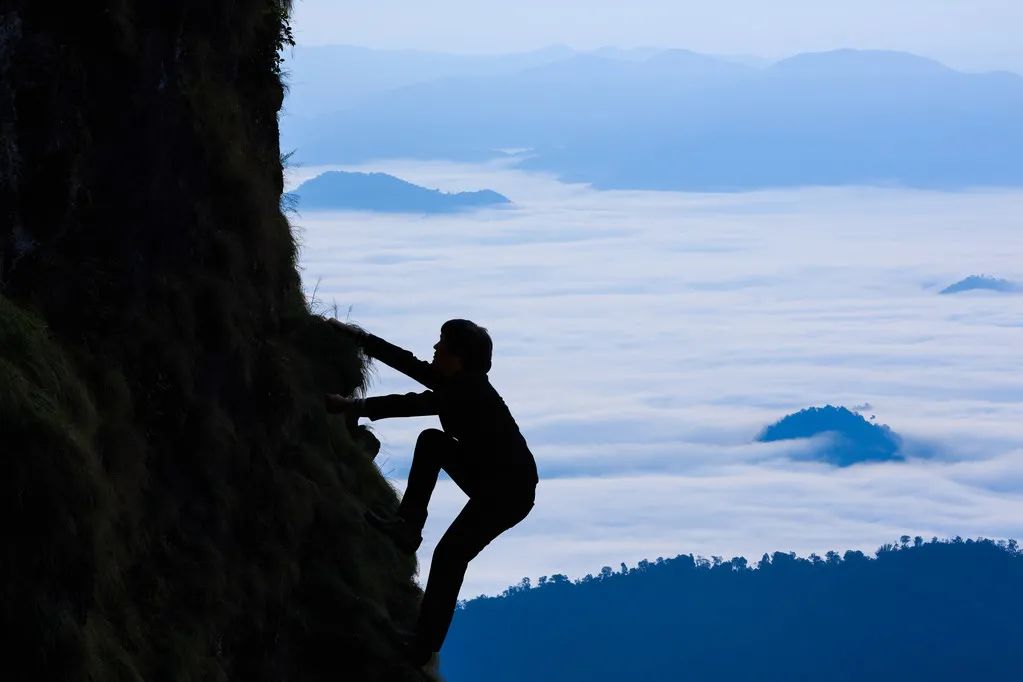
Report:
288,160,1023,595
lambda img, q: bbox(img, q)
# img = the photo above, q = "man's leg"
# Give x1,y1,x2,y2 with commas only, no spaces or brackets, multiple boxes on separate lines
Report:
397,428,463,534
416,494,534,656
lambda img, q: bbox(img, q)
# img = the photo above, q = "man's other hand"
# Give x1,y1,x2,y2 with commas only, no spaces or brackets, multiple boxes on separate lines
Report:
325,393,357,414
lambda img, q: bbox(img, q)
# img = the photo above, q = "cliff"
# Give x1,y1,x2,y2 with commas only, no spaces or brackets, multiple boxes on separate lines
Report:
1,3,429,679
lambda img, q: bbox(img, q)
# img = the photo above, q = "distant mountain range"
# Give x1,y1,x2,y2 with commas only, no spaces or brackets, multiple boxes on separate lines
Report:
281,44,576,117
291,171,510,213
281,45,771,118
281,46,1023,191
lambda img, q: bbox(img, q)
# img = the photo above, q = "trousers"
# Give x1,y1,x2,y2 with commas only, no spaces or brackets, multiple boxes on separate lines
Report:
398,428,535,652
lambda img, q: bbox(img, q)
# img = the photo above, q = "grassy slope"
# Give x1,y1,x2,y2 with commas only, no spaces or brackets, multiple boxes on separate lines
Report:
0,3,432,680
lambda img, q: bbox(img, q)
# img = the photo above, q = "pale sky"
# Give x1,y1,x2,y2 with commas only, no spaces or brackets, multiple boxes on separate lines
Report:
290,0,1023,72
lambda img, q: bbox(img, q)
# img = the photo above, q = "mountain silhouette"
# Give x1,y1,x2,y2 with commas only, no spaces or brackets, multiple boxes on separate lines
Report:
939,275,1022,294
757,405,903,466
293,171,510,213
282,44,575,117
769,48,953,78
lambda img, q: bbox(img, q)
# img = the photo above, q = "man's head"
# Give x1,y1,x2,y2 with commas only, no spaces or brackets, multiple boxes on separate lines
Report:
432,319,492,376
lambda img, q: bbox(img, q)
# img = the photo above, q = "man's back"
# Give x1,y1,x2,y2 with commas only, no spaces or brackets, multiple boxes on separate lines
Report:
437,371,539,492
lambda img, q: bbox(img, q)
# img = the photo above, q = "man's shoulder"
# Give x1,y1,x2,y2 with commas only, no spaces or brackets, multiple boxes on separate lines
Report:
451,369,491,383
448,371,500,396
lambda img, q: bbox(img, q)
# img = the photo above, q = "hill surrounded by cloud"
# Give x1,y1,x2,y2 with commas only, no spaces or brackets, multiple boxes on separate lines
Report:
939,275,1022,294
757,405,904,466
292,171,510,213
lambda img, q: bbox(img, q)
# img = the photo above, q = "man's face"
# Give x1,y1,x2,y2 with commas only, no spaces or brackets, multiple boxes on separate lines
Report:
432,335,463,376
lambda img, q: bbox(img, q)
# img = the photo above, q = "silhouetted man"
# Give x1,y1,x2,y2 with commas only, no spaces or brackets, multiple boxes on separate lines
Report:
325,318,539,667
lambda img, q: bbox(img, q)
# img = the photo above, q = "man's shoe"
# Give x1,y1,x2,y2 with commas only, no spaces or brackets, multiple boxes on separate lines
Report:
343,410,359,435
388,627,435,668
404,640,435,668
364,508,423,554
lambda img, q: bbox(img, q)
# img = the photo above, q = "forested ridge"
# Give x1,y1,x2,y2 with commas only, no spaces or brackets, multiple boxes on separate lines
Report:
444,537,1022,681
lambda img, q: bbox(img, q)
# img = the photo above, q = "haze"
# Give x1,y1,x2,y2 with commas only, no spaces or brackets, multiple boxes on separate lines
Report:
291,0,1023,73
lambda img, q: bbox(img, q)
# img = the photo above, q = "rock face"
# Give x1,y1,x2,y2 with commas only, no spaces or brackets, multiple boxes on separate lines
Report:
293,170,511,213
1,4,428,680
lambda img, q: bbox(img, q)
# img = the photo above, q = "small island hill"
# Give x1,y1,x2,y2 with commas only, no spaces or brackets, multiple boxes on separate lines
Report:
293,171,511,213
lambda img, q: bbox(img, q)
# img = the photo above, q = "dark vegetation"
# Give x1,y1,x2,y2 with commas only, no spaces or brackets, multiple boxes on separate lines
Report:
1,4,432,680
292,171,510,213
443,537,1023,682
939,275,1021,294
758,405,903,466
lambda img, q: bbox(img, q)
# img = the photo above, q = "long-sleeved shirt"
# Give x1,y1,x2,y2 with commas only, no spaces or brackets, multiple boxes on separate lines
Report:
354,333,539,496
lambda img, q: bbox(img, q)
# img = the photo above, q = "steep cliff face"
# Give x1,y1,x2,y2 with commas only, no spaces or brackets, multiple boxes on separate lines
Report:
1,3,427,680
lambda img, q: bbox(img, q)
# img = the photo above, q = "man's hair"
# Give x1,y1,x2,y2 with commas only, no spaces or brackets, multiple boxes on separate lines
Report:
440,319,493,373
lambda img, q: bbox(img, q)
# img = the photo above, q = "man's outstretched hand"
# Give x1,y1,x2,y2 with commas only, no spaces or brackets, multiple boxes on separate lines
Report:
327,318,369,343
324,394,358,414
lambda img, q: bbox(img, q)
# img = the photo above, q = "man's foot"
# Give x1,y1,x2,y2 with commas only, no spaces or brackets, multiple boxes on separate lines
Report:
364,508,423,554
343,410,359,435
389,627,435,668
404,640,435,668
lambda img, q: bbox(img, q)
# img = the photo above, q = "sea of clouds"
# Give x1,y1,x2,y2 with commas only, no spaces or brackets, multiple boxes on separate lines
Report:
285,159,1023,597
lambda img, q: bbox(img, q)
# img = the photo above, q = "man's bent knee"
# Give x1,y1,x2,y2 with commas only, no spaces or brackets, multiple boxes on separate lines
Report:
417,428,448,445
415,428,455,462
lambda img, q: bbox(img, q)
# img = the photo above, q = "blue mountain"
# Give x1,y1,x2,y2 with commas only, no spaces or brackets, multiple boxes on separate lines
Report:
939,275,1021,294
282,44,574,116
757,405,903,466
291,171,510,213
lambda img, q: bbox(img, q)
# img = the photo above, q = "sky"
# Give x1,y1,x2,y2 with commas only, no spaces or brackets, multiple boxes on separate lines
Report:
290,0,1023,73
285,160,1023,598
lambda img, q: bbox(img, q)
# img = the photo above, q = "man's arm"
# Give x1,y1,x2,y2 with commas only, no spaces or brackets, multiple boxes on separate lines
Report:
360,333,441,389
355,391,439,421
327,320,439,389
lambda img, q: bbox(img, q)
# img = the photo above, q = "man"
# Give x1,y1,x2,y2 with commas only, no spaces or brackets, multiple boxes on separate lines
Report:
324,318,539,667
